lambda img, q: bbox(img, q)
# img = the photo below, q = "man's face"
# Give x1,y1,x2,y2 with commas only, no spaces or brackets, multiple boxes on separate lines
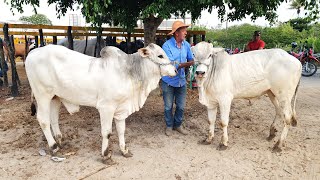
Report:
175,27,188,41
254,34,261,41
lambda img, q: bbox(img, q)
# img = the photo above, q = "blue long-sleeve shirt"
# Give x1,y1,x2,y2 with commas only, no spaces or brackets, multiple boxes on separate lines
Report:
162,37,194,87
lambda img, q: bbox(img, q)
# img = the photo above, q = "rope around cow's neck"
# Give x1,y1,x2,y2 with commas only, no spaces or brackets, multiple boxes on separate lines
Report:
147,58,174,77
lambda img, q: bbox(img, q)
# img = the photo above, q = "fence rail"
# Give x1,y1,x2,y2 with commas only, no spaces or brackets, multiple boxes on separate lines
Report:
0,23,206,37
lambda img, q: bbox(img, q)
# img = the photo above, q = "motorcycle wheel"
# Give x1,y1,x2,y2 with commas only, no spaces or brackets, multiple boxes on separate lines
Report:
302,61,317,77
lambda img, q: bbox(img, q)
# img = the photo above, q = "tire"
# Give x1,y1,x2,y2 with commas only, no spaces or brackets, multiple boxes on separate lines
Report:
302,61,317,77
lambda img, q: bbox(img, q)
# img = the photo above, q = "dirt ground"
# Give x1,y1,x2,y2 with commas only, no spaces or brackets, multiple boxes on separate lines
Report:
0,63,320,180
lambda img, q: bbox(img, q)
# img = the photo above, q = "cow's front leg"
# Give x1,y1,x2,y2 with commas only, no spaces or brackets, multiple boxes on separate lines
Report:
115,119,133,158
202,105,218,145
98,108,116,165
218,97,232,150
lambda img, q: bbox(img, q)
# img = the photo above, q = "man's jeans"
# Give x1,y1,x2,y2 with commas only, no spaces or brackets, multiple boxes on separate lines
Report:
161,80,187,128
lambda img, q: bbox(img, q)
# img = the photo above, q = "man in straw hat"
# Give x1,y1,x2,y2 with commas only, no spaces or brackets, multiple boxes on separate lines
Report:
161,20,194,136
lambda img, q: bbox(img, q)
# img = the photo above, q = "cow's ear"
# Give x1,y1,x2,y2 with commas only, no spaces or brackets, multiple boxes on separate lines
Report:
138,48,150,58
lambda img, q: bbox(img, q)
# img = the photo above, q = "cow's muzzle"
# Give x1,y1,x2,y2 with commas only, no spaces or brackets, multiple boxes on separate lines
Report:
195,71,205,78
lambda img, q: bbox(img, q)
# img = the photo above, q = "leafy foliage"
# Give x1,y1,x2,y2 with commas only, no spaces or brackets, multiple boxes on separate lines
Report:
288,17,312,32
19,14,52,25
6,0,294,31
205,22,320,53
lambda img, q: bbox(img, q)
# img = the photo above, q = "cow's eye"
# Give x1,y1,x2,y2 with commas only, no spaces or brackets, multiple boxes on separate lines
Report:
208,54,212,58
158,55,164,58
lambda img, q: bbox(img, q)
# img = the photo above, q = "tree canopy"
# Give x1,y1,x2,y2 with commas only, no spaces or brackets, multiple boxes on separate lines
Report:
6,0,293,29
19,14,52,25
5,0,320,44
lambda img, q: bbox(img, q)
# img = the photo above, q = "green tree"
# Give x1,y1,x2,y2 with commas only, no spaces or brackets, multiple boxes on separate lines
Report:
19,14,52,25
287,17,312,32
289,0,304,17
6,0,289,45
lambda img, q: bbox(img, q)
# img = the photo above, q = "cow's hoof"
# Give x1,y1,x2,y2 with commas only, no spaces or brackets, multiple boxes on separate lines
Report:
266,134,276,141
199,138,212,145
217,144,228,151
54,135,63,148
102,157,117,165
122,150,133,158
50,143,60,155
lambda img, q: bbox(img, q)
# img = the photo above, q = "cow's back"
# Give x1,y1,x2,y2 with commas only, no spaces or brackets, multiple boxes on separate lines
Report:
218,49,301,98
26,45,137,108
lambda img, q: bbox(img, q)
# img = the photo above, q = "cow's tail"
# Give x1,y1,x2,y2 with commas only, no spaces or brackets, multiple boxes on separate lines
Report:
31,91,37,116
291,78,300,127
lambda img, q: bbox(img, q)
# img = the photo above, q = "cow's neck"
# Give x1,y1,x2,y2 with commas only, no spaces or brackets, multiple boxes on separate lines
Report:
127,53,161,94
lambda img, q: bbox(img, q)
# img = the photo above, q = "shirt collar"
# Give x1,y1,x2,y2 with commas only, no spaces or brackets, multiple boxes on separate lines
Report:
171,37,184,48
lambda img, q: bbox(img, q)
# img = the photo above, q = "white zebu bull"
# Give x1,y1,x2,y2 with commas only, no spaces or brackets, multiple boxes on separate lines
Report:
25,43,176,164
57,37,106,57
192,42,301,152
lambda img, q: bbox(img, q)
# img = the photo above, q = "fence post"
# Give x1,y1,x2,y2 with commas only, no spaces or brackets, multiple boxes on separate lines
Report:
193,34,197,45
112,36,116,46
201,34,205,41
187,36,191,43
34,36,39,48
39,29,45,47
83,36,88,54
0,38,8,87
24,35,28,62
53,36,57,45
67,26,73,50
10,35,21,86
3,24,19,96
95,28,102,57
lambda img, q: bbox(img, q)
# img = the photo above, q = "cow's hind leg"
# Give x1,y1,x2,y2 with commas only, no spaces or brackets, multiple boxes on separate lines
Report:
267,90,281,141
50,96,62,147
201,104,218,145
273,98,293,152
115,119,133,157
98,107,116,165
36,96,59,154
218,97,232,150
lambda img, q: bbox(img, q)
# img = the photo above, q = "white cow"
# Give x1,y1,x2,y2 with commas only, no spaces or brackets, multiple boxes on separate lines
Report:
57,37,106,57
192,42,301,152
25,43,176,164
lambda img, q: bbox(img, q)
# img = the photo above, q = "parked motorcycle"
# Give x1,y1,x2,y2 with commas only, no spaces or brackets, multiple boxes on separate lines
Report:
288,42,320,77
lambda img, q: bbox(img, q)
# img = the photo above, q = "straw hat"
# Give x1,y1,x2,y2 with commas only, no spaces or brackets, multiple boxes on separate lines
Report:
167,20,191,35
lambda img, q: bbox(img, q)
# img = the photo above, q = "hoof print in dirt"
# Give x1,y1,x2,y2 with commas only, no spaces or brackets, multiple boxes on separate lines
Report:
272,146,282,153
102,158,117,165
198,138,212,145
266,135,276,141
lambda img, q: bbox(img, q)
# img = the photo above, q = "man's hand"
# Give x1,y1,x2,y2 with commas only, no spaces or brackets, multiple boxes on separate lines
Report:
178,61,194,69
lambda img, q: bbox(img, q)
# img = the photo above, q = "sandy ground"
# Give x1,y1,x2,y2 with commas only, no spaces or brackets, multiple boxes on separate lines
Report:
0,63,320,180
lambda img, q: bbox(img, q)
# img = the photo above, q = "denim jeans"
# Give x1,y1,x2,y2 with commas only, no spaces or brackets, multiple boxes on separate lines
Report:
161,80,187,128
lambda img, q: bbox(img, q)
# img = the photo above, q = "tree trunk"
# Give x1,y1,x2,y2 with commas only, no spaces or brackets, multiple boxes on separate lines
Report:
3,24,19,96
143,15,164,46
0,38,8,87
